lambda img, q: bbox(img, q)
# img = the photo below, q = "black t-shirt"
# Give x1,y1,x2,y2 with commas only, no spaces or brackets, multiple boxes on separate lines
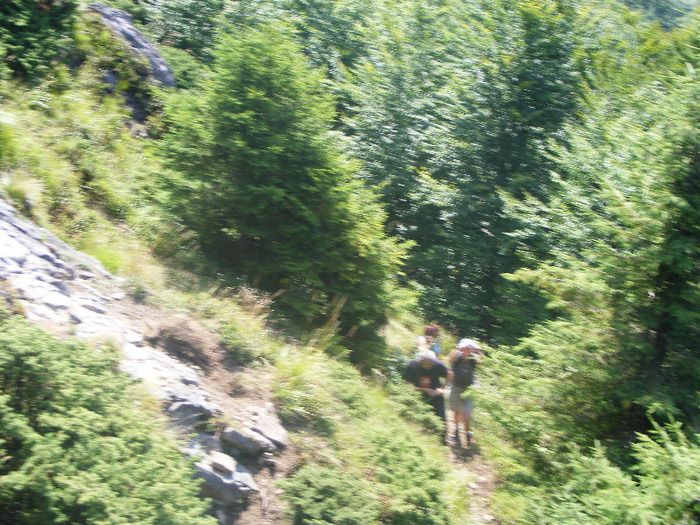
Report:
402,359,448,390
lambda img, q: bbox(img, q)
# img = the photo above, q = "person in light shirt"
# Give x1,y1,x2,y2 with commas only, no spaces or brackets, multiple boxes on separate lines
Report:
424,325,442,355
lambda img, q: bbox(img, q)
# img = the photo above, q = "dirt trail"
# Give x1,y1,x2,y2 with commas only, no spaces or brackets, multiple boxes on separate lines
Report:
102,300,296,525
107,298,500,525
445,415,501,525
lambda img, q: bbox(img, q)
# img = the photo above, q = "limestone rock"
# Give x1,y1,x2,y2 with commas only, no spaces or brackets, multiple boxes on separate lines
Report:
253,413,290,448
195,454,258,504
221,426,277,455
88,3,176,88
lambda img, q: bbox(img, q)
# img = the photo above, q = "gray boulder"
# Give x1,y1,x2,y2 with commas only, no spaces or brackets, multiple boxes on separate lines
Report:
253,413,289,448
88,3,176,88
195,452,258,505
221,426,277,455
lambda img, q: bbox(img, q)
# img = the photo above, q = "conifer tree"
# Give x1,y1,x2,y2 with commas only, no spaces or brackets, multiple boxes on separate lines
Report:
160,22,406,363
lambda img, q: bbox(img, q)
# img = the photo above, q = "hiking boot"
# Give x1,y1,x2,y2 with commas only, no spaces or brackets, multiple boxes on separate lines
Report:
466,432,475,446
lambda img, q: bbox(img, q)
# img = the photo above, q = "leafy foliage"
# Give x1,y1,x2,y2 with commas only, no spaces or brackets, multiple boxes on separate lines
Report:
0,0,78,78
621,0,698,28
334,0,587,343
473,10,700,522
279,465,382,525
543,421,700,524
145,0,225,61
273,344,452,525
6,1,700,524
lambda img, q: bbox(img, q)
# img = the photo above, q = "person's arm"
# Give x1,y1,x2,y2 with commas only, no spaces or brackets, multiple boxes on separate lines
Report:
435,363,449,395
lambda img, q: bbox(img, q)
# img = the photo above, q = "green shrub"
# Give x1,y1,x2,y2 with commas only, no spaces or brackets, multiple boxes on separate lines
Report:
365,426,450,525
541,421,700,524
279,465,381,525
274,350,338,435
385,381,444,433
219,319,268,364
0,314,216,525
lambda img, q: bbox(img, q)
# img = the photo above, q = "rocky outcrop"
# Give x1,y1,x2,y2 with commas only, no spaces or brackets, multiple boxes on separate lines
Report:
0,197,288,523
87,3,176,88
196,451,259,504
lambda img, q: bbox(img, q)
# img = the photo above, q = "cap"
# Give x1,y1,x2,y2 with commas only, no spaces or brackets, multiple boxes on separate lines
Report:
418,349,437,361
457,338,480,350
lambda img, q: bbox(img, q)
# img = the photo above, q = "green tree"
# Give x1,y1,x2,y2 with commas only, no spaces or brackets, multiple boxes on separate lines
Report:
145,0,225,61
488,40,700,456
223,0,376,79
339,0,584,341
621,0,697,29
159,22,406,364
0,0,78,78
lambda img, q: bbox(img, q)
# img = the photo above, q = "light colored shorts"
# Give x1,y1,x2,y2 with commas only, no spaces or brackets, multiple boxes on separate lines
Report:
449,385,474,414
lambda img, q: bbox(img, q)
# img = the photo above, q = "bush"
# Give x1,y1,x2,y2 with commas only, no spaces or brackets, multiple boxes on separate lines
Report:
0,314,216,525
541,421,700,524
365,426,450,525
279,465,381,525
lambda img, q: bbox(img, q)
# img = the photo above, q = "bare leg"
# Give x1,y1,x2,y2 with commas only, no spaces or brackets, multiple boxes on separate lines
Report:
464,412,473,444
453,410,465,446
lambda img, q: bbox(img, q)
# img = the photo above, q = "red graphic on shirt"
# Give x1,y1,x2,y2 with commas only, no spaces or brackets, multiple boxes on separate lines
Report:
418,376,431,388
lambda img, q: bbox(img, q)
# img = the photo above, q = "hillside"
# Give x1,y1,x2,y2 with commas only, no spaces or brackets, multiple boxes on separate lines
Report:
0,196,498,524
4,0,700,523
0,195,288,523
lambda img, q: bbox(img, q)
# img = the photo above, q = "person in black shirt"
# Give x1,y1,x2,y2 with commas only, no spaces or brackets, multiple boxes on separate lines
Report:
402,349,450,420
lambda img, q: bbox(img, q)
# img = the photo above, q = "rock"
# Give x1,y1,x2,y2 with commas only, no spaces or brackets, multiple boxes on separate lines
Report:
221,427,277,455
210,451,237,475
259,452,277,470
79,297,108,314
168,401,214,423
252,413,289,448
125,330,145,346
88,3,176,88
195,455,259,504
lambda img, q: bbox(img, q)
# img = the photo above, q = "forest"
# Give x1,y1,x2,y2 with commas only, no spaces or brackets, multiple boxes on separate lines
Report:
2,0,700,523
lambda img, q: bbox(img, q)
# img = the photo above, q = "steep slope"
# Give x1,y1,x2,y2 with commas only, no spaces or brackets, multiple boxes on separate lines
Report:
0,195,296,524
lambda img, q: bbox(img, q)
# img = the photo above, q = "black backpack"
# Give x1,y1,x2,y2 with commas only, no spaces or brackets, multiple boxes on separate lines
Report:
453,356,475,388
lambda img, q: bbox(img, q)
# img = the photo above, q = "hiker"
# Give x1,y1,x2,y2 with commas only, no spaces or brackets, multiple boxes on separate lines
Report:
424,325,442,355
402,349,450,421
448,338,483,447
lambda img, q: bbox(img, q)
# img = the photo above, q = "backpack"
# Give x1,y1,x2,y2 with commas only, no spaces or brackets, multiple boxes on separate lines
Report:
453,356,475,388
